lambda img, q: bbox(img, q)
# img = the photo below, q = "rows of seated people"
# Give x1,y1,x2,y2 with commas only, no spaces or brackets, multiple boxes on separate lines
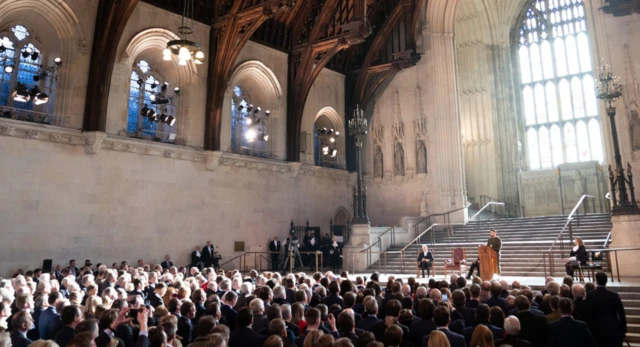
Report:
0,261,627,347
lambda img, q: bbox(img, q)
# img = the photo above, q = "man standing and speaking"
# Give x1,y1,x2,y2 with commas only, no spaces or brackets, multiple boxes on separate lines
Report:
467,229,502,278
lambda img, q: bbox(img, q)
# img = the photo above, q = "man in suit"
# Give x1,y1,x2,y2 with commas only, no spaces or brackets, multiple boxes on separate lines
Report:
452,290,475,327
10,312,33,347
54,305,82,347
410,298,436,347
423,306,465,347
467,229,502,278
417,245,435,278
321,281,344,308
96,308,129,347
514,295,546,347
357,297,381,332
337,312,359,345
191,246,202,270
466,284,481,309
495,316,531,347
547,298,596,347
461,304,503,344
587,272,627,347
202,241,214,268
38,292,61,339
483,280,507,315
284,279,296,304
281,304,300,336
571,284,593,326
269,236,281,272
161,255,173,270
295,309,339,347
221,292,238,331
372,300,410,342
67,260,79,277
229,308,266,347
148,283,165,308
177,301,195,344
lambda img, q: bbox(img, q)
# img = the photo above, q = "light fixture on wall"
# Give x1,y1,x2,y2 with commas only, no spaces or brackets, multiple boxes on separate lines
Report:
317,127,339,158
164,0,204,66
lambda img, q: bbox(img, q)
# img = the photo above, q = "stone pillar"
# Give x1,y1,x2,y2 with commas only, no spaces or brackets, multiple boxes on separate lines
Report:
609,215,640,278
342,223,371,273
424,31,467,219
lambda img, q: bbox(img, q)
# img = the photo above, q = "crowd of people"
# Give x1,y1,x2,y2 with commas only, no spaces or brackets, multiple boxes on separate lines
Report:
0,258,628,347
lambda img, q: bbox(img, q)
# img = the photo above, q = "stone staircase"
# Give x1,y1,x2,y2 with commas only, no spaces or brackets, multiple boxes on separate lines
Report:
368,214,612,277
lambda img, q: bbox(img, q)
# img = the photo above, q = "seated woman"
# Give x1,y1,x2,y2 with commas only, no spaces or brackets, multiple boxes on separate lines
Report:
565,237,588,277
417,244,434,278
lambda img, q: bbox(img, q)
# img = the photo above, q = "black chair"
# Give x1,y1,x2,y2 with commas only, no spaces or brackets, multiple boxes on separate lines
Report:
581,251,603,281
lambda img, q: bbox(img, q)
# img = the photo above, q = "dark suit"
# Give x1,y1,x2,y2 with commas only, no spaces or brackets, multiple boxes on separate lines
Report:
39,306,58,339
269,240,281,271
357,315,381,332
495,335,532,347
177,316,194,344
191,251,201,269
321,294,344,308
516,310,547,347
423,328,465,347
54,326,76,347
483,295,508,314
409,318,436,346
161,260,173,269
228,327,266,347
10,331,32,347
202,245,214,268
547,316,596,347
417,251,434,277
587,286,627,347
115,323,134,347
96,330,125,347
285,321,301,336
461,323,503,344
148,292,163,308
453,304,476,327
372,321,409,342
285,288,296,304
47,316,64,341
252,314,269,333
465,300,480,310
221,304,237,331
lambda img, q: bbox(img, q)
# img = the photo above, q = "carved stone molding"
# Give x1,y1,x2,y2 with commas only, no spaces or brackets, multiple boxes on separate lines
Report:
462,138,491,149
456,40,483,50
84,131,107,155
459,87,487,96
0,118,350,181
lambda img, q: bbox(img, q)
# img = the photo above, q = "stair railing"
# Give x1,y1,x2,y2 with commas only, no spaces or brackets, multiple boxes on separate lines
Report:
479,195,525,218
360,226,394,268
542,194,596,277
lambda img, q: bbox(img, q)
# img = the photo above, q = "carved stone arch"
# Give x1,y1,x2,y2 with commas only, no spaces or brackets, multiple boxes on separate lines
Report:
332,206,351,226
228,60,283,112
122,28,198,87
0,0,87,61
314,107,346,169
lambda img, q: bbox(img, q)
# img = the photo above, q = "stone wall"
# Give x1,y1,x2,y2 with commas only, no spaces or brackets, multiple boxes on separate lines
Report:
0,118,351,276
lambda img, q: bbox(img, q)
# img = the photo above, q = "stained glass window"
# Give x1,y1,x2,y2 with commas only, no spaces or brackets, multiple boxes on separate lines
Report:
518,0,603,170
126,60,174,138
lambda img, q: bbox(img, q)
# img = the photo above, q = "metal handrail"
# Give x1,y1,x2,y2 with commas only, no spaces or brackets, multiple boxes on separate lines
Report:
479,195,525,218
409,202,471,239
604,232,612,248
360,226,394,269
469,202,505,221
546,194,596,253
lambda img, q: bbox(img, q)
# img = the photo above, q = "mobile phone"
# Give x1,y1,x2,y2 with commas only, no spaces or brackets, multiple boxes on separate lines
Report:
441,294,448,302
145,301,150,309
129,308,139,317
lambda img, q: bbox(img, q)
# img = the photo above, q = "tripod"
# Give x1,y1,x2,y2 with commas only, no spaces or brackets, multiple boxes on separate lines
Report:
281,240,305,273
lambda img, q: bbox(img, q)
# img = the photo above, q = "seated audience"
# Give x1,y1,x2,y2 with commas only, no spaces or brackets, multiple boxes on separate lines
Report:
546,298,596,347
495,316,531,347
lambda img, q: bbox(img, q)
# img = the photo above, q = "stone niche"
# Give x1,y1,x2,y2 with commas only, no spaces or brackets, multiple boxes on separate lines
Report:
520,161,609,216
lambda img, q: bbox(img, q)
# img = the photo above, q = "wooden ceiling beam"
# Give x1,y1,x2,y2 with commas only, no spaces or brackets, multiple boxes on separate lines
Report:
203,0,293,151
286,0,371,162
83,0,140,132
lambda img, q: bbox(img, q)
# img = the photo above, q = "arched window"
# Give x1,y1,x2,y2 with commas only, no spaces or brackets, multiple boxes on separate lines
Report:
230,85,269,157
127,59,177,142
0,24,55,123
517,0,603,170
313,115,340,168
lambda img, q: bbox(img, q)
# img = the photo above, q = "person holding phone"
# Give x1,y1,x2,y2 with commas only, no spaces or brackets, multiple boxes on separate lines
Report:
417,245,434,278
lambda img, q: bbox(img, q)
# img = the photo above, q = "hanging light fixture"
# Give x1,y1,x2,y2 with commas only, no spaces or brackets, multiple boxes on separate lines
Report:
166,0,204,66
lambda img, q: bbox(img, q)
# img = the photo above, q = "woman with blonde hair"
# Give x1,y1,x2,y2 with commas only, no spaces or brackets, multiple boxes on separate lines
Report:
85,295,103,318
302,330,324,347
566,237,588,277
428,330,451,347
291,303,306,332
469,325,495,347
163,287,176,306
29,340,60,347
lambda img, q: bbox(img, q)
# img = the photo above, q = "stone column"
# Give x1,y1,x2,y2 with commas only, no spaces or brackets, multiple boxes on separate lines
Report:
609,214,640,277
424,31,467,219
342,224,372,273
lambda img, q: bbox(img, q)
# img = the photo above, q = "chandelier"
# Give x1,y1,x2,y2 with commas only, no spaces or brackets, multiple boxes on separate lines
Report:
163,0,204,65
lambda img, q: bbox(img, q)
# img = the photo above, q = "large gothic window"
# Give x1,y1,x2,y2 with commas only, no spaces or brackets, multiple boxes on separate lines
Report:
0,25,55,123
230,85,269,157
127,59,176,142
517,0,603,170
